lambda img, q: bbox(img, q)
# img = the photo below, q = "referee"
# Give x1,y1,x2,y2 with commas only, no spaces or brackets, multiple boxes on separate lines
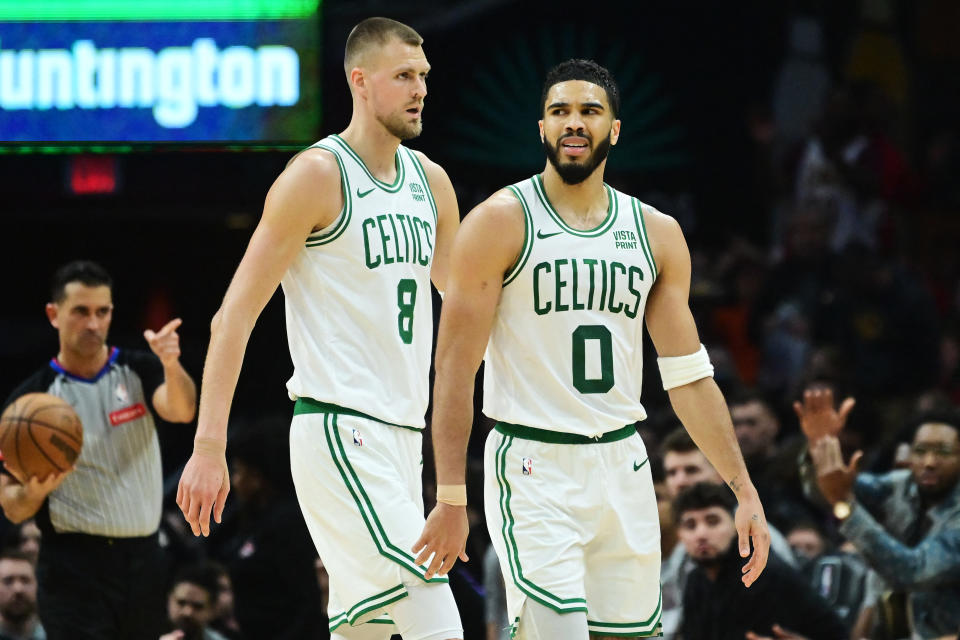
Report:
0,260,197,640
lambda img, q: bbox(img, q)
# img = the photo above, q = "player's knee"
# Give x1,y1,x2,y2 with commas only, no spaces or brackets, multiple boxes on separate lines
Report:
386,581,462,640
331,621,394,640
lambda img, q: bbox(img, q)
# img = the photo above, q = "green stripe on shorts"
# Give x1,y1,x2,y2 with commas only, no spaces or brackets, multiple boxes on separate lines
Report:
322,414,447,584
587,590,663,636
495,435,588,613
328,591,403,631
495,422,636,444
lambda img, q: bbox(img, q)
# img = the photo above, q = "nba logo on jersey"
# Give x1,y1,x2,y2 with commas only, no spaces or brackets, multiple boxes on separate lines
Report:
352,429,364,447
521,457,533,475
115,383,129,404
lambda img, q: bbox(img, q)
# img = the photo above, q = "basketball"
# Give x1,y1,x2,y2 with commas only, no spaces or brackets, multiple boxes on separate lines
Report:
0,393,83,481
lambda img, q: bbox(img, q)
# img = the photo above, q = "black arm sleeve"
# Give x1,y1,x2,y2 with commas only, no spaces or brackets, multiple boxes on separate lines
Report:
117,349,165,412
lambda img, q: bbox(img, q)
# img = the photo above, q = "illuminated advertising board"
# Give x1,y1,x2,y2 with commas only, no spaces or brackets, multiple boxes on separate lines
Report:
0,0,321,150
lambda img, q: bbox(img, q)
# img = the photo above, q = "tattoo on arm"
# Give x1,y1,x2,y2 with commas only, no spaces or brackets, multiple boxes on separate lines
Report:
752,514,759,521
729,476,743,494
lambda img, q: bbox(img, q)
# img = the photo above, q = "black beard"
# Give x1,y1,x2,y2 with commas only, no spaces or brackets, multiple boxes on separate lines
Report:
543,132,611,185
917,478,958,502
691,552,725,570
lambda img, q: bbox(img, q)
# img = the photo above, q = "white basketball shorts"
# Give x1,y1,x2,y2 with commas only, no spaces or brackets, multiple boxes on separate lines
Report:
484,422,662,638
290,400,458,634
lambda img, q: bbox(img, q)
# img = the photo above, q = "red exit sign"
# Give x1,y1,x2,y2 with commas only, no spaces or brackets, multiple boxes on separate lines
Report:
69,155,117,195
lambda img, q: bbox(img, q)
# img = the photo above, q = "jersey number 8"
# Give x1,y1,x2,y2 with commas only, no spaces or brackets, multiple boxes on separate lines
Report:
397,279,417,344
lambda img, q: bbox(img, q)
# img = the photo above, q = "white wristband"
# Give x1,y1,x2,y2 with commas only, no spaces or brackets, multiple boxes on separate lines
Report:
657,343,714,390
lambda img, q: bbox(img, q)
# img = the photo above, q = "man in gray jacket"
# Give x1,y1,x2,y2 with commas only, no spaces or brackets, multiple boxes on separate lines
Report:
798,389,960,639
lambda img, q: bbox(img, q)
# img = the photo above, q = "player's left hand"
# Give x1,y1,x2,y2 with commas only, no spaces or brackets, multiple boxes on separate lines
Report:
412,502,469,579
745,624,810,639
145,318,183,367
735,491,770,588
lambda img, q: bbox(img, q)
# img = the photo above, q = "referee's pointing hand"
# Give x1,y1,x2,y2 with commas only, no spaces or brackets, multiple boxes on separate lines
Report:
144,318,183,367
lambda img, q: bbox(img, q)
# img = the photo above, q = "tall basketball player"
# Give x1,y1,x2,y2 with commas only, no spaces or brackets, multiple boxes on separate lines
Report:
176,18,463,640
414,59,770,639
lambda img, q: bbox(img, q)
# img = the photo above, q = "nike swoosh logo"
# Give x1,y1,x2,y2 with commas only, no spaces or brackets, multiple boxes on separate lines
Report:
356,187,375,198
536,230,563,240
633,458,648,472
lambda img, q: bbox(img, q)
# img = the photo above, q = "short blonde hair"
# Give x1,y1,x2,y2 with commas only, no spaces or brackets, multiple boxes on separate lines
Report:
344,17,423,74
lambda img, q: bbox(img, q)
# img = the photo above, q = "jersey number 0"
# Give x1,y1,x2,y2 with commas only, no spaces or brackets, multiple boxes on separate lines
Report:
572,325,614,393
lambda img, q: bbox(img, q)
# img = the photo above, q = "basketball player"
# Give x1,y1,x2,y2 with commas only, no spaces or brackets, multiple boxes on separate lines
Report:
414,59,771,639
0,259,196,640
176,18,463,640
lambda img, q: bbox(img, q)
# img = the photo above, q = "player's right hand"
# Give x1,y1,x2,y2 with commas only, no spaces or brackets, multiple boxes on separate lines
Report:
735,491,770,588
177,443,229,537
412,503,470,579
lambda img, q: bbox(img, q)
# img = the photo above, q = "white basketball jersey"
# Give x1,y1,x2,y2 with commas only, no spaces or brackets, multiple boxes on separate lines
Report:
282,134,437,428
483,175,658,436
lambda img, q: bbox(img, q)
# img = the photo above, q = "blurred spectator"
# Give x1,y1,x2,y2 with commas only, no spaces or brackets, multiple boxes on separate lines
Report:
785,521,871,630
1,523,40,568
675,483,847,640
0,551,44,640
200,563,241,640
798,391,960,638
13,525,38,569
208,425,322,640
730,391,812,528
844,0,909,107
709,247,767,386
730,392,781,466
785,521,827,564
816,243,941,397
658,428,796,640
159,565,227,640
771,15,831,156
654,479,678,559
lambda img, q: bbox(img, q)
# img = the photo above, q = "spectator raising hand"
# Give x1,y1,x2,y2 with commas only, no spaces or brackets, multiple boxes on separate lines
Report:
793,387,856,443
810,436,864,505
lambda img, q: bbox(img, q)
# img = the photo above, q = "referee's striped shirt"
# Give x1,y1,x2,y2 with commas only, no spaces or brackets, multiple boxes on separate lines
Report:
1,347,164,538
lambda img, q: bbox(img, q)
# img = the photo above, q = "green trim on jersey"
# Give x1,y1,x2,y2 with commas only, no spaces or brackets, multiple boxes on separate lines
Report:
329,134,406,193
404,148,438,225
631,198,658,279
328,587,406,631
323,413,449,585
294,397,422,432
532,174,618,237
503,184,534,286
305,143,352,246
495,435,589,614
587,591,663,636
495,421,636,444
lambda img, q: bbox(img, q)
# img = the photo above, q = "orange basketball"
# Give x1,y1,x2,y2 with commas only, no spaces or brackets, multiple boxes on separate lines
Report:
0,393,83,481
